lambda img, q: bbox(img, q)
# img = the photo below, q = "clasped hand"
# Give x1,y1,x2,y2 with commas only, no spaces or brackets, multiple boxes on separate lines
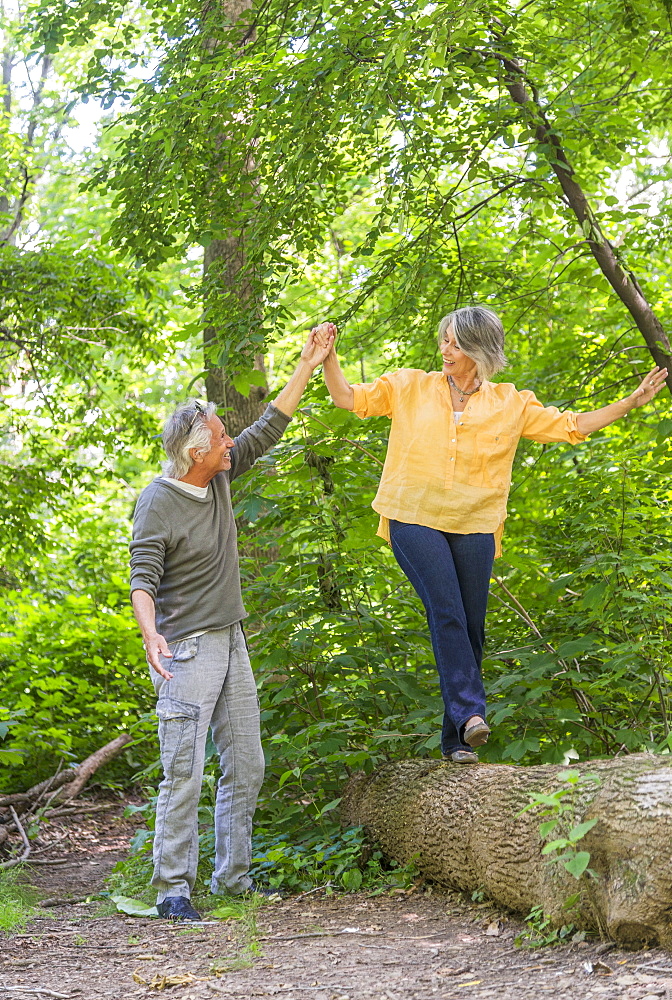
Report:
301,322,337,368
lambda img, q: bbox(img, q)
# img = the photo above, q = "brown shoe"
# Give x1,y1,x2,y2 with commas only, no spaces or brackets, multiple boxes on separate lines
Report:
463,720,491,747
442,749,479,763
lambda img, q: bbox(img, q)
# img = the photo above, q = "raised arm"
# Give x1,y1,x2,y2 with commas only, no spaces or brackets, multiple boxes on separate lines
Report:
575,365,668,435
312,322,354,409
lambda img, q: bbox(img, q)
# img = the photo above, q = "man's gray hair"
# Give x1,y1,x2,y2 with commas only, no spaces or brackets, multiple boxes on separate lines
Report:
162,401,217,479
438,306,507,380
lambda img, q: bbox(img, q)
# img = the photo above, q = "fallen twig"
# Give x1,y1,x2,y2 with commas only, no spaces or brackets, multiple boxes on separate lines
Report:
8,928,100,937
357,942,395,950
27,859,77,866
0,807,32,869
260,928,384,941
39,895,92,908
287,882,333,902
43,802,119,819
0,989,76,998
406,932,467,941
23,761,65,818
27,833,69,857
208,986,348,996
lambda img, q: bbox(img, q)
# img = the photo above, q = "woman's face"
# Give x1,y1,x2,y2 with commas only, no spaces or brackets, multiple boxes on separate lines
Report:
440,325,478,382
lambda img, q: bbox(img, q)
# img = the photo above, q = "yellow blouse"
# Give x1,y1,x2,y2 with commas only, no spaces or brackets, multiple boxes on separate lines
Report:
351,369,588,557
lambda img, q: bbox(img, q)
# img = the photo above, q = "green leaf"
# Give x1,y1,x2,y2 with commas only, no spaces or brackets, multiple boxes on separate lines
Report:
111,895,158,917
317,797,342,818
557,771,581,784
563,852,591,879
568,818,598,842
342,868,363,891
580,583,608,611
541,838,569,855
231,369,267,397
555,637,598,657
211,905,243,920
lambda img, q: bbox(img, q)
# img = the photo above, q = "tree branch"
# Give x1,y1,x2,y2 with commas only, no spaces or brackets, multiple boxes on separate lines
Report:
488,34,672,391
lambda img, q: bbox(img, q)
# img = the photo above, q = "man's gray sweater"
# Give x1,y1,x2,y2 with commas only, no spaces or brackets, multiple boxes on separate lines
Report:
130,404,291,644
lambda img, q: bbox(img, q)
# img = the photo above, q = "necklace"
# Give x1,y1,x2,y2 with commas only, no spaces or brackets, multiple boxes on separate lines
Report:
448,374,481,404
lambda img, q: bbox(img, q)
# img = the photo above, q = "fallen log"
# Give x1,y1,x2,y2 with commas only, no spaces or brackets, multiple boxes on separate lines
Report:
52,734,133,804
0,734,132,866
340,754,672,948
0,734,132,813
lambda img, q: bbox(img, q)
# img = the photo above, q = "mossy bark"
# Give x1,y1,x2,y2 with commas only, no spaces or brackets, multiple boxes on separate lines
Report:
341,754,672,948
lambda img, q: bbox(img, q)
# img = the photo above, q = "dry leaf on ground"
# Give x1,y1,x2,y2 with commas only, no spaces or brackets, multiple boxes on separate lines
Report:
132,970,210,990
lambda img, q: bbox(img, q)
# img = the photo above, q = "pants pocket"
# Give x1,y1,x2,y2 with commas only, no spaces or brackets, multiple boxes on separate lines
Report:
169,636,201,662
157,698,200,780
153,638,200,695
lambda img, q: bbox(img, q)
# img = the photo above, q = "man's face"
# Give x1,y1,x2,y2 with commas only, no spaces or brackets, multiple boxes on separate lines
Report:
198,415,235,478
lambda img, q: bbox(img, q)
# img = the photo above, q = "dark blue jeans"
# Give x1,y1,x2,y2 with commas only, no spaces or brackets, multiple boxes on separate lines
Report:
389,520,495,755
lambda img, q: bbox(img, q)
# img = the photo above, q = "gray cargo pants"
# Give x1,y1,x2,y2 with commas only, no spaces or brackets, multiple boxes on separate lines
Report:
151,622,264,903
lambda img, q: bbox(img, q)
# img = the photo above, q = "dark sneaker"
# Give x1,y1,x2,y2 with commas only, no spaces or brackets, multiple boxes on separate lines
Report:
157,896,202,921
442,749,479,763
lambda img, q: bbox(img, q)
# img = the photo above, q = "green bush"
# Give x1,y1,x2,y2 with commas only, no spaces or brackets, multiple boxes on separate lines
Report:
0,586,155,790
248,826,417,894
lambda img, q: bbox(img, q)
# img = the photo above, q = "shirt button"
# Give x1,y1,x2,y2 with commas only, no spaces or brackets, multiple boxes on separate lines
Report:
451,438,456,442
450,457,454,461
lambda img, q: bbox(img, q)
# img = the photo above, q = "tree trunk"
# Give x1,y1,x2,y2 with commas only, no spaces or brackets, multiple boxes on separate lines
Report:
201,0,267,439
341,754,672,948
490,38,672,392
203,238,267,439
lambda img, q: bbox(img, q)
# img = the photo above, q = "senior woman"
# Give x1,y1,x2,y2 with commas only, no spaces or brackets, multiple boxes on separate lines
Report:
315,308,668,763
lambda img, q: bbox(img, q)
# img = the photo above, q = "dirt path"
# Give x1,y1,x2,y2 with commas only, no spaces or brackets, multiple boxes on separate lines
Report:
2,808,672,1000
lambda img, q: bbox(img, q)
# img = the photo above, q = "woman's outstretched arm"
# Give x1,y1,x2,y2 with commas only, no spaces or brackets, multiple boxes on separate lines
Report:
313,322,354,409
576,365,669,435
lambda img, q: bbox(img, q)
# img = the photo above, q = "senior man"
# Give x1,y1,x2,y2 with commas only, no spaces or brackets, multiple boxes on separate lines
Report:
129,329,334,921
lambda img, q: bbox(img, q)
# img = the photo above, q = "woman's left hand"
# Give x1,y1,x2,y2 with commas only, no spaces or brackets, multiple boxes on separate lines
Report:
629,365,669,408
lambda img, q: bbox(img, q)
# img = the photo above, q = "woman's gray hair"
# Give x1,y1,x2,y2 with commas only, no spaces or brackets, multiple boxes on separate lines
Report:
438,306,507,380
162,401,217,479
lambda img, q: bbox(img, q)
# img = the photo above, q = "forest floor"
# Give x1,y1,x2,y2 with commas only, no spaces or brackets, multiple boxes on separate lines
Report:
2,805,672,1000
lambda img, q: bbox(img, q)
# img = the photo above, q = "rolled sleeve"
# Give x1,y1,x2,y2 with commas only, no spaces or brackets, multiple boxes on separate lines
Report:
520,390,589,444
351,374,395,419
